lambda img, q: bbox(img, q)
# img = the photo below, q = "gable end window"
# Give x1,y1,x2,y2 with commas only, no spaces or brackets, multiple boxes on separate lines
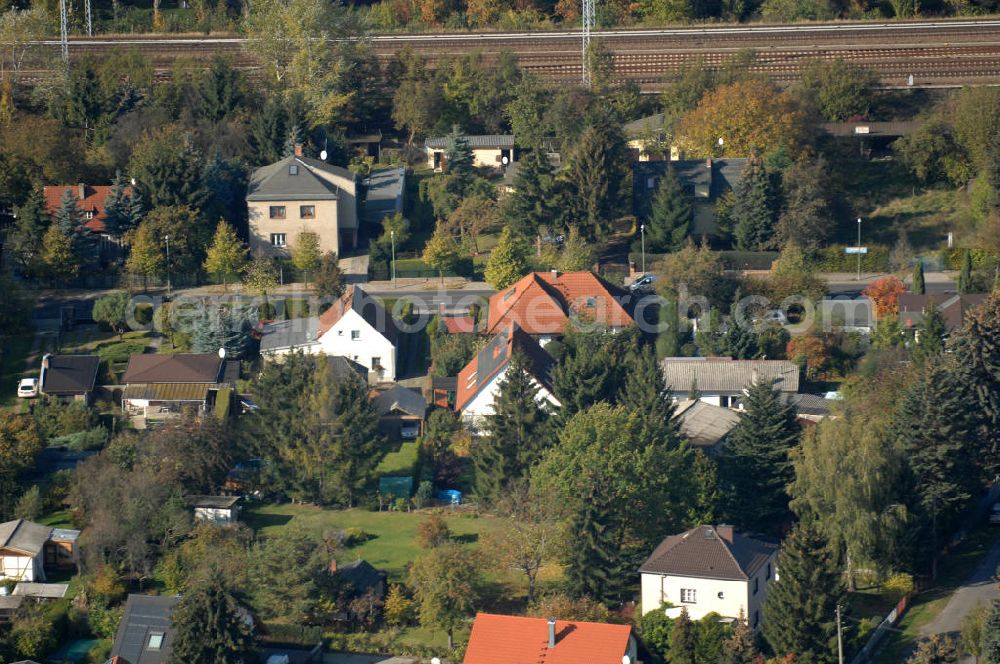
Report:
269,205,286,219
680,588,696,603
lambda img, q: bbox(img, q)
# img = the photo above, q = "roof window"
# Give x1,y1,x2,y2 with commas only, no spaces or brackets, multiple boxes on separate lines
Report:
289,164,299,175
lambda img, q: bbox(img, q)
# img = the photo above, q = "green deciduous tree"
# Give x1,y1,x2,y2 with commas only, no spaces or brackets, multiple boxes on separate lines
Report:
168,574,256,663
203,220,248,291
763,521,842,663
314,251,346,300
93,291,133,339
40,223,79,285
484,226,529,291
718,379,800,534
983,599,1000,664
243,256,280,301
423,223,461,284
798,58,879,122
138,205,211,278
291,231,322,285
408,542,481,649
126,222,166,291
644,165,692,253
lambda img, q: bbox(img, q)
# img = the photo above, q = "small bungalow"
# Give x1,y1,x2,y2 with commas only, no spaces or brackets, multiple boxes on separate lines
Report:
372,384,427,440
674,399,740,451
898,293,987,334
39,353,101,405
332,559,387,602
661,357,800,410
425,134,518,171
186,496,241,525
121,352,238,422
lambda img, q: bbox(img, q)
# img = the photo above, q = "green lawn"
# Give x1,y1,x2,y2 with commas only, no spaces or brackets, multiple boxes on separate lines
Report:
376,441,420,476
38,509,75,529
0,333,34,409
865,189,975,252
243,504,508,582
874,526,998,663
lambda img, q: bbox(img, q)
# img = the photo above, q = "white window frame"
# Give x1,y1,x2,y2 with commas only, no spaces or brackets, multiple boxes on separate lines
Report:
271,233,286,247
680,588,697,604
351,330,360,340
148,632,164,649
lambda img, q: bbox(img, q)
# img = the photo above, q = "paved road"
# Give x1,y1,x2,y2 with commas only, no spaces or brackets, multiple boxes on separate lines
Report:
921,530,1000,638
823,271,958,296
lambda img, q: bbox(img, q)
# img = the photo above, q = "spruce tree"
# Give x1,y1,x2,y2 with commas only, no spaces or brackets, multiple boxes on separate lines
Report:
718,379,800,533
959,249,974,294
913,302,946,360
953,290,1000,475
645,165,693,253
188,303,255,358
473,433,507,505
733,153,776,251
476,354,553,497
722,304,759,360
566,112,629,241
445,125,474,176
250,97,288,164
912,259,926,295
55,187,97,261
762,521,841,663
552,332,616,421
619,345,681,446
981,599,1000,664
168,573,255,663
895,362,979,574
565,484,620,604
103,170,136,239
668,608,698,664
505,148,554,240
8,189,50,276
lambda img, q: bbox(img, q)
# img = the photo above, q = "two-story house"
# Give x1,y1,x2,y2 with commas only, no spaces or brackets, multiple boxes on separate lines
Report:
259,286,399,382
640,525,779,630
246,147,359,258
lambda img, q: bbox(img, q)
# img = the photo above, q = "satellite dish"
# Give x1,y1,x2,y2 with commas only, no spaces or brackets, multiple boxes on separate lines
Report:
501,155,509,165
320,150,328,160
431,659,441,664
623,657,631,664
130,177,136,186
218,347,227,359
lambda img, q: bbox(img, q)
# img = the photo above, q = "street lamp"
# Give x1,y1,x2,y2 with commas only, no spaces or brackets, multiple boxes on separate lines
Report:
164,234,171,298
856,218,862,282
390,229,397,289
640,223,646,274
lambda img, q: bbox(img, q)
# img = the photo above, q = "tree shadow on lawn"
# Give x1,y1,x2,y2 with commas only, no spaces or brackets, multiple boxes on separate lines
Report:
452,533,479,544
247,512,294,530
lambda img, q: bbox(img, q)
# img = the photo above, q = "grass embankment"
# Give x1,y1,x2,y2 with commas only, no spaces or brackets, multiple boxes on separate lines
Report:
0,334,34,410
874,526,998,663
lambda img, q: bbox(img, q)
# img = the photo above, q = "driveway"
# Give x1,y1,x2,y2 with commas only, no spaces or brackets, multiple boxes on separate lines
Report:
921,529,1000,637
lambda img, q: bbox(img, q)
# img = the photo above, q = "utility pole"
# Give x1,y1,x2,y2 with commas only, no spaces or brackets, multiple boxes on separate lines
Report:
85,0,93,36
856,218,862,282
390,229,397,289
640,223,646,274
164,234,172,298
59,0,69,63
581,0,594,86
836,604,844,664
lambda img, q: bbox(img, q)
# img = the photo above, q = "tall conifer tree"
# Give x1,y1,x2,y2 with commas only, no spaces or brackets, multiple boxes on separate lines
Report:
719,379,799,533
505,149,555,240
168,574,255,663
763,521,841,663
645,165,692,252
565,483,620,604
733,153,776,250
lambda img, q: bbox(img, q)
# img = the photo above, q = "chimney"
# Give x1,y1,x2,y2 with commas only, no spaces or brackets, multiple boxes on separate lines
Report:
294,143,303,157
705,157,713,169
547,618,556,649
78,183,86,200
550,269,559,278
328,558,337,573
717,524,734,544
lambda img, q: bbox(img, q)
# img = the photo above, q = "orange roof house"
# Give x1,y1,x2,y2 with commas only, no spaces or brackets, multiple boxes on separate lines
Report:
43,183,123,235
464,613,637,664
455,324,559,420
486,271,633,338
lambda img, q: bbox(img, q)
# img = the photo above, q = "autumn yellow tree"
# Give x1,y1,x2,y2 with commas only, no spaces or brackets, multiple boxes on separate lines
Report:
677,79,806,157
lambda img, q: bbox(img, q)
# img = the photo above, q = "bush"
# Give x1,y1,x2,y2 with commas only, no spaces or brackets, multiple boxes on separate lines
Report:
882,573,915,601
49,426,109,452
815,244,891,272
31,399,97,439
413,480,434,508
342,527,370,547
134,303,154,326
260,622,323,645
416,514,451,548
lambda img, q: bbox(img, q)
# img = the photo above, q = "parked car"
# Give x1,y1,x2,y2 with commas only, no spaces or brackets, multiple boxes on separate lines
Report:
629,273,658,293
400,422,420,439
16,377,38,398
989,502,1000,525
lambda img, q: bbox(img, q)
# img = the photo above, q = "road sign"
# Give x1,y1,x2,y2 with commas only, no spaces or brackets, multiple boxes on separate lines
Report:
845,247,868,255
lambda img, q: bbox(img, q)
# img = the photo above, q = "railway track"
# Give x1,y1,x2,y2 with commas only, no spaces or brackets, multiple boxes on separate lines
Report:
17,18,1000,89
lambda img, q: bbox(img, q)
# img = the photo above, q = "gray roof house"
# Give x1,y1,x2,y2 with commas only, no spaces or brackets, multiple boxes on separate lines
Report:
110,594,181,663
246,148,359,259
640,525,779,628
424,134,519,171
633,159,748,237
662,357,800,410
673,399,740,450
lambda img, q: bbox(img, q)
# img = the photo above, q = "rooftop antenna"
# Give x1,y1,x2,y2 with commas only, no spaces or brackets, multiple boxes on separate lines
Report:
59,0,69,63
582,0,594,87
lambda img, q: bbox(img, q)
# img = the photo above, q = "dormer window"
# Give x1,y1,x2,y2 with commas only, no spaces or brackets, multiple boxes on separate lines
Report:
289,164,299,175
585,297,597,308
84,211,94,219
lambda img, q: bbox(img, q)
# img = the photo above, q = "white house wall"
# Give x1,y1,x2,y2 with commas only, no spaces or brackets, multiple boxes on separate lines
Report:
1,553,41,582
461,366,560,423
317,308,397,382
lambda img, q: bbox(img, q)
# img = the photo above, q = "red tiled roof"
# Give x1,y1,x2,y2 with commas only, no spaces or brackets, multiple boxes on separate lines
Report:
443,316,476,334
43,184,125,234
464,613,633,664
455,323,556,413
317,286,399,345
486,271,633,336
